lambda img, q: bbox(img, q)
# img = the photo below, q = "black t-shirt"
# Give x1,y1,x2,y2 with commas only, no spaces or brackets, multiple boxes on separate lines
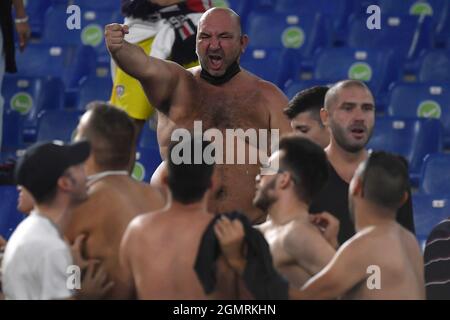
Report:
310,161,416,245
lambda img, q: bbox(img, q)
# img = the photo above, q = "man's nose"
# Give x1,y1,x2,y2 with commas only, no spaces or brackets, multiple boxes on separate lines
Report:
209,36,220,49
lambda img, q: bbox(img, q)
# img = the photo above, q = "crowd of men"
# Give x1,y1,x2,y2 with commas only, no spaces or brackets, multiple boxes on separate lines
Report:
0,6,447,300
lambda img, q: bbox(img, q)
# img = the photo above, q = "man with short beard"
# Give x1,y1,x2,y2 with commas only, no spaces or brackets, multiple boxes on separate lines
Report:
216,136,339,288
309,80,415,244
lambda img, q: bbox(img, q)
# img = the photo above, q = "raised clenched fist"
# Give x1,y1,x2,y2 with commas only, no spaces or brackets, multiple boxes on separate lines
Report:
104,23,129,54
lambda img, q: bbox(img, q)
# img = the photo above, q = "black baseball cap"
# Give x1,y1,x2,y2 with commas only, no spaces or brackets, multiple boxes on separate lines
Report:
14,140,91,202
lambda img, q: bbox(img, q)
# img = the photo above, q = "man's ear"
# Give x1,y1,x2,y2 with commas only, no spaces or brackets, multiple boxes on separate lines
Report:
399,191,409,207
278,172,291,190
57,175,71,193
320,108,329,127
240,34,249,54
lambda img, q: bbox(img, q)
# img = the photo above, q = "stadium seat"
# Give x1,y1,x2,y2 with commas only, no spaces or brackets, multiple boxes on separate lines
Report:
36,110,84,142
376,0,447,17
417,50,450,83
347,15,433,60
312,48,398,103
387,82,450,147
420,153,450,195
367,116,443,186
412,193,450,249
240,48,292,87
137,121,160,182
211,0,254,26
1,75,65,141
24,0,52,36
133,146,162,183
76,75,113,110
0,186,26,240
271,0,353,30
14,43,96,90
245,11,330,58
1,110,24,153
42,5,120,64
139,121,159,150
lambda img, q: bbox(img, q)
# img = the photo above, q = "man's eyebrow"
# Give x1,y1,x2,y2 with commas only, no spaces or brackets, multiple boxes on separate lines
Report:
340,102,357,108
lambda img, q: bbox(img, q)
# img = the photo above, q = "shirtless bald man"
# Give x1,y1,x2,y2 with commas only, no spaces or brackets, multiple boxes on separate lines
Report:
63,102,165,299
105,7,291,223
120,138,245,299
218,151,425,300
244,136,337,287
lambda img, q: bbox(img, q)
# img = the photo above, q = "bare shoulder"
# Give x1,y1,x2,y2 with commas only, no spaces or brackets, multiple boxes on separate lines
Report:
254,77,287,102
339,227,379,256
283,220,321,248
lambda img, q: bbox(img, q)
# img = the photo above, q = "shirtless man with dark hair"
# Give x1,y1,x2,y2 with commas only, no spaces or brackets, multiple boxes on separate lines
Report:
64,102,165,299
120,138,246,299
105,7,291,224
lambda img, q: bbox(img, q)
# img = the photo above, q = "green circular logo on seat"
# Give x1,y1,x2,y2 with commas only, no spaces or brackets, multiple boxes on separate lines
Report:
348,62,373,82
417,100,441,118
132,162,146,181
281,27,305,49
10,92,33,114
410,2,433,16
81,24,103,47
212,0,229,8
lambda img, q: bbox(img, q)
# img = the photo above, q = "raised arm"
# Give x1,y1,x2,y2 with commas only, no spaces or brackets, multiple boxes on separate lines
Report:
105,23,192,109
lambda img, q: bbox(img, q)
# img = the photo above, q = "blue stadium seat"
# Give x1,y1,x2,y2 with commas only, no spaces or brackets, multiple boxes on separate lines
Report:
387,82,450,147
245,12,329,58
413,193,450,249
211,0,254,26
1,110,24,153
36,110,84,142
14,43,96,90
132,146,162,183
417,50,450,83
347,15,433,60
24,0,52,36
271,0,353,30
1,75,65,141
42,5,120,64
312,48,398,104
0,186,26,240
240,48,291,87
76,75,113,110
420,153,450,195
139,121,159,150
367,116,443,186
376,0,447,17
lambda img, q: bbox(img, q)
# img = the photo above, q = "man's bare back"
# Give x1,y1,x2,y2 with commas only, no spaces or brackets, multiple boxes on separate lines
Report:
64,176,165,299
120,207,240,299
296,223,425,300
343,224,424,299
